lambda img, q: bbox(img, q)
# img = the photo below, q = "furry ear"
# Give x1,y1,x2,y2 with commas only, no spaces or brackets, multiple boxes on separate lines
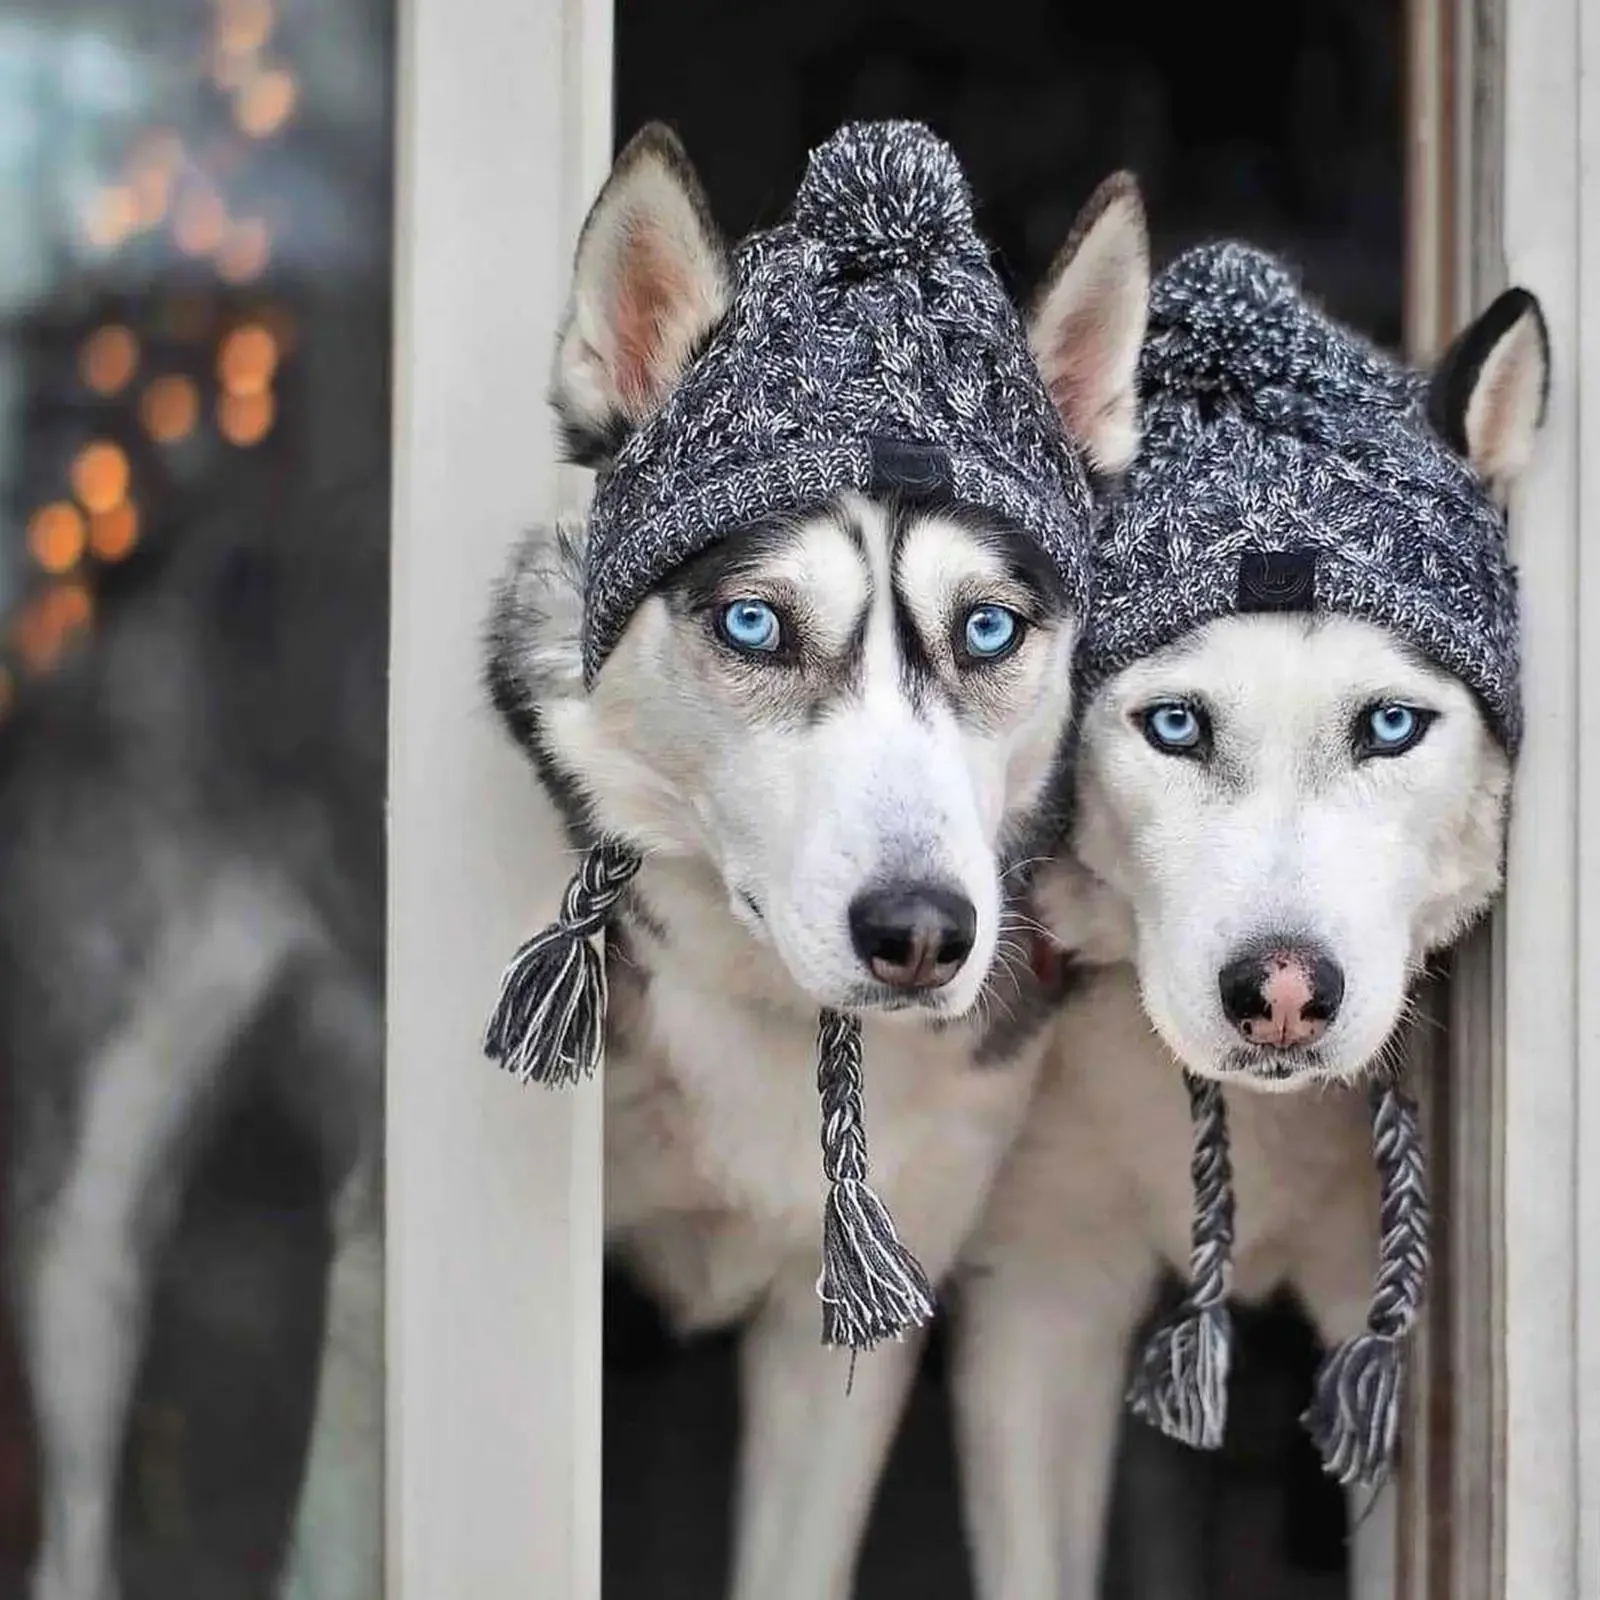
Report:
551,123,730,467
1427,287,1551,494
1028,172,1150,476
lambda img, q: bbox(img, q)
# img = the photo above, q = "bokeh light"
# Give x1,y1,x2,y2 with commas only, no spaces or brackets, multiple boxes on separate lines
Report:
217,218,272,283
234,68,297,138
218,324,279,396
83,187,138,251
70,442,131,515
174,188,228,257
12,583,94,675
140,375,200,444
216,0,275,57
79,326,140,396
218,390,276,447
26,503,87,575
89,504,141,563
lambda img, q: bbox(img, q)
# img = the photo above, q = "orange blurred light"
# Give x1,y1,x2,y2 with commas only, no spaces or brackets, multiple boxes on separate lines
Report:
234,68,297,138
70,442,131,516
216,0,274,56
216,218,271,284
218,389,276,447
90,503,141,563
140,375,200,444
79,326,139,396
83,186,138,251
217,324,278,396
26,503,86,575
174,188,228,257
12,584,93,675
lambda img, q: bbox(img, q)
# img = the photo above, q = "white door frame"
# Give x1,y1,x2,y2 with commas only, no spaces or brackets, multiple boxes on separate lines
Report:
384,0,1600,1591
1498,0,1600,1590
387,0,612,1594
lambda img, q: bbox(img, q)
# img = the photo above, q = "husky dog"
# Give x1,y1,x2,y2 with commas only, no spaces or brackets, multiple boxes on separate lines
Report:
1,484,387,1600
484,125,1149,1600
954,265,1551,1599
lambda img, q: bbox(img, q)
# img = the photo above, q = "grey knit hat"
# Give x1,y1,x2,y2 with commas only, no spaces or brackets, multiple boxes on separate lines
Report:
1112,243,1520,1489
485,121,1096,1355
1084,240,1522,751
580,120,1092,681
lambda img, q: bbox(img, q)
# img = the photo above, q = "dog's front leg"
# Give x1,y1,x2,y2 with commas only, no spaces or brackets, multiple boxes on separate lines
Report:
16,874,308,1600
277,961,384,1600
730,1271,923,1600
952,1255,1153,1600
279,1153,383,1600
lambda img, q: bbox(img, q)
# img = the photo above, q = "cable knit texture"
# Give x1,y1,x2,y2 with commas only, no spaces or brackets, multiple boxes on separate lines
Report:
1082,242,1522,752
580,120,1095,681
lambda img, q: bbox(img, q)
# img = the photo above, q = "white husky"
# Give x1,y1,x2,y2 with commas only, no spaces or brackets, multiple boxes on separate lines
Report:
954,289,1551,1599
484,125,1149,1600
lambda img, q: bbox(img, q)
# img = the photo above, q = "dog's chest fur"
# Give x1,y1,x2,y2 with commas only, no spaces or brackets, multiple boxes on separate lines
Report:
601,859,1054,1333
974,964,1378,1308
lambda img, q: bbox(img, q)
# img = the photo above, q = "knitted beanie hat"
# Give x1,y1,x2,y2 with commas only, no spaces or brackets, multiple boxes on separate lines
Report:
1083,240,1521,751
484,121,1094,1354
1110,244,1519,1488
581,122,1093,680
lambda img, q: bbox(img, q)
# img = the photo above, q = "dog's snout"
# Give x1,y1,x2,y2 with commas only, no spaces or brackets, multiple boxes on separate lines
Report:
1218,945,1345,1049
849,883,977,991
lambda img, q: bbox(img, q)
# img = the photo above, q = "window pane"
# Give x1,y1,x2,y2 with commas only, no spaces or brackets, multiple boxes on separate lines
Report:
0,1,392,1594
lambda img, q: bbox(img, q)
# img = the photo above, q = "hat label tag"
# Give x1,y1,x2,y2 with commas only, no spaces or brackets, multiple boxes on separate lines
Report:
868,437,954,504
1237,548,1318,613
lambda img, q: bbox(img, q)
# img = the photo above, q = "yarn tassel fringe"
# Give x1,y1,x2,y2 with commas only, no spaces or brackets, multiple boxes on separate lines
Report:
1302,1080,1428,1488
1128,1073,1236,1451
815,1010,936,1350
482,839,642,1087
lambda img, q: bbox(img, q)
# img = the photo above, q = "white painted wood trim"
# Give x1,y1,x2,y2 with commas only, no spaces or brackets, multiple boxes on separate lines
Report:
387,0,612,1592
1498,0,1594,1588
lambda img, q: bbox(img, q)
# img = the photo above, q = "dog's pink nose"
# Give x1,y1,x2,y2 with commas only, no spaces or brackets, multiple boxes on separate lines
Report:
1218,945,1344,1049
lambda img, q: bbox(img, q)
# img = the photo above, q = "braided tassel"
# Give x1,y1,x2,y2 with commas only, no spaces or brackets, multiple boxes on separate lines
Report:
483,840,642,1087
1128,1073,1236,1450
815,1010,935,1350
1303,1080,1428,1487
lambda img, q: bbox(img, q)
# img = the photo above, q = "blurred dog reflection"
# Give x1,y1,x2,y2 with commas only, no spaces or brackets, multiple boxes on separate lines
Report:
0,482,386,1600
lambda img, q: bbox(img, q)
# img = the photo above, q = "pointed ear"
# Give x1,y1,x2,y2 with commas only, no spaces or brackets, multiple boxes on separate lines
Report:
1027,172,1150,476
1426,287,1551,494
551,122,731,467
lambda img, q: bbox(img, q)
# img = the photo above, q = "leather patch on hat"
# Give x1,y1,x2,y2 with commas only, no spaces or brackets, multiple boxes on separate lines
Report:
868,437,953,504
1237,548,1318,613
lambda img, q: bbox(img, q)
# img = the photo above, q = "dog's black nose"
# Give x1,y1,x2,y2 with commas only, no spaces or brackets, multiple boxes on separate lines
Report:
1218,943,1345,1049
849,883,977,991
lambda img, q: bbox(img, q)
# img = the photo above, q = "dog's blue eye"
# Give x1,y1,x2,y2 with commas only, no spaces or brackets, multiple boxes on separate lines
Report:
719,599,781,653
1360,702,1432,757
963,604,1021,661
1142,701,1205,754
